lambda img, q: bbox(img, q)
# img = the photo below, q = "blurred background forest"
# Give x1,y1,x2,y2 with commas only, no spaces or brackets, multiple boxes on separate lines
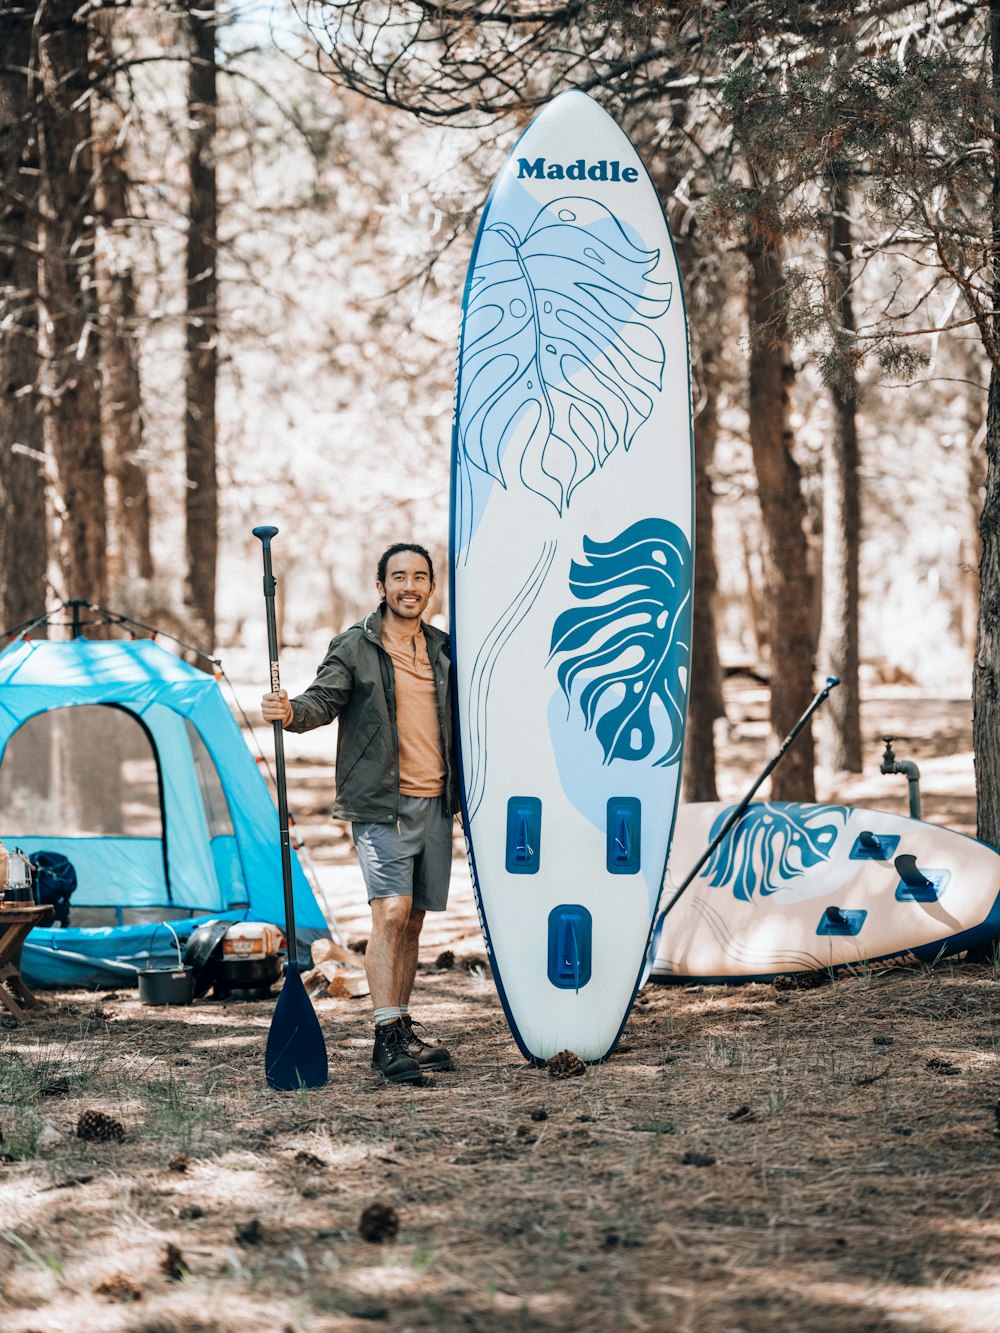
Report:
1,1,998,835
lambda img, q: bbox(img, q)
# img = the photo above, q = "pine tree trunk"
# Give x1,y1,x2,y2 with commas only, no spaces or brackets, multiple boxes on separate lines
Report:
92,18,154,598
647,138,726,805
961,408,987,654
683,310,724,803
184,0,219,649
747,234,816,801
0,2,47,630
817,164,862,774
36,0,108,609
973,1,1000,850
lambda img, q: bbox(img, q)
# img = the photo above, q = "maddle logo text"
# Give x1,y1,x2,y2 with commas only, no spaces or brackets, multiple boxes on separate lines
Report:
516,157,640,183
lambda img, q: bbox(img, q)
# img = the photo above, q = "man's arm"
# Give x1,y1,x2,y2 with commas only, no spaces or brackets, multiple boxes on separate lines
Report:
260,640,354,733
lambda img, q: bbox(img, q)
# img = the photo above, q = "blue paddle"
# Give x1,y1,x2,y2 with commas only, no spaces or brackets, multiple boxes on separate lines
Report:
253,525,328,1091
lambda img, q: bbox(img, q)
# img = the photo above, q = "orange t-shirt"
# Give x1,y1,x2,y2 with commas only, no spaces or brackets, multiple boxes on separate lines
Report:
382,628,446,797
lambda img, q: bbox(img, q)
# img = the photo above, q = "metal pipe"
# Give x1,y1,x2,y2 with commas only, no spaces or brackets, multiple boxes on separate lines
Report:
880,737,921,820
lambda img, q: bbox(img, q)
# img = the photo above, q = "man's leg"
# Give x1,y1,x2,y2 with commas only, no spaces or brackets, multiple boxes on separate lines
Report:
366,895,414,1010
398,799,455,1070
399,908,425,1009
352,816,423,1083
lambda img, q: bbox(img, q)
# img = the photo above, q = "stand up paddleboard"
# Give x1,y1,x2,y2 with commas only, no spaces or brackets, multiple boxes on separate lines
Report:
450,90,693,1061
651,802,1000,982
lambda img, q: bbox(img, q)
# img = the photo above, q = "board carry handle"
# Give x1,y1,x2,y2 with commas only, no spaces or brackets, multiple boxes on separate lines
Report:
656,676,842,925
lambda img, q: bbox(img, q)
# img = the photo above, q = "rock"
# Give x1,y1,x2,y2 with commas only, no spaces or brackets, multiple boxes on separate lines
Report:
35,1122,63,1151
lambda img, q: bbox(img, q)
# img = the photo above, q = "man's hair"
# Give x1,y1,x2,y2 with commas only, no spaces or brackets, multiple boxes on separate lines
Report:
377,543,435,586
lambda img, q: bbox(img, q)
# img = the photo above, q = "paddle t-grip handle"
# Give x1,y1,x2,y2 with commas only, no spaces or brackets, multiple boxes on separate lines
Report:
252,526,282,692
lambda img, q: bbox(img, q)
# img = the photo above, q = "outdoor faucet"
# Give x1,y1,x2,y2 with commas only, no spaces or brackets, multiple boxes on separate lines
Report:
880,737,922,820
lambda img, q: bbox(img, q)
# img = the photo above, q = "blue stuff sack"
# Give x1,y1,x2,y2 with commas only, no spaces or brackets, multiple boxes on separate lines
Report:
28,851,77,928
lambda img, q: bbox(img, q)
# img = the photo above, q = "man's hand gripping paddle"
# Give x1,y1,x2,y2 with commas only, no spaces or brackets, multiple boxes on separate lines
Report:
644,676,842,974
253,525,328,1091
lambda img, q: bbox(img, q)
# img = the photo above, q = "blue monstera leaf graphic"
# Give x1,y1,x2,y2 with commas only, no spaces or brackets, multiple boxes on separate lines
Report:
706,803,848,902
458,196,672,519
548,519,691,766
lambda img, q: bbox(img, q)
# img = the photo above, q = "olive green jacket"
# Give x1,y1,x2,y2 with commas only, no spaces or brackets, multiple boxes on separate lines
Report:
286,607,459,824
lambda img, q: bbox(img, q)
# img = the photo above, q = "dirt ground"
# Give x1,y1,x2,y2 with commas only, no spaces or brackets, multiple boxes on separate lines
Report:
2,684,1000,1333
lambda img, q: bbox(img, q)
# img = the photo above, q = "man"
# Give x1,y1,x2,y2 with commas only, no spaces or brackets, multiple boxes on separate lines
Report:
261,543,459,1084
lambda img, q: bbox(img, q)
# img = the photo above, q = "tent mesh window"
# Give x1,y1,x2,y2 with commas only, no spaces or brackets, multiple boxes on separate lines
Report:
0,704,162,837
186,720,234,839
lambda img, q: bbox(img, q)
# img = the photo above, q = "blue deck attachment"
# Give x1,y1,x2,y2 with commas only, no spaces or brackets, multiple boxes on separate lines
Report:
607,798,641,874
818,906,867,936
850,830,900,861
895,854,949,902
547,905,592,990
506,797,542,874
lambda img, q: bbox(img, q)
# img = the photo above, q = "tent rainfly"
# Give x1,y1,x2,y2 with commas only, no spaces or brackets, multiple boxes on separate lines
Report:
0,635,329,987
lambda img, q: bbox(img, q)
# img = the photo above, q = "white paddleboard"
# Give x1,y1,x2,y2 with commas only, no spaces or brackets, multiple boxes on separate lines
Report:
450,90,694,1061
652,802,1000,982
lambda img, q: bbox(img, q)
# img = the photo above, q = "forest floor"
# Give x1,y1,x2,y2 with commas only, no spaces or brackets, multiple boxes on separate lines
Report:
2,680,1000,1332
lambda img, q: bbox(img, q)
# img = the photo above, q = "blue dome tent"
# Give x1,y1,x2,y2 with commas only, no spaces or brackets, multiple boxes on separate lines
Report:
0,631,330,987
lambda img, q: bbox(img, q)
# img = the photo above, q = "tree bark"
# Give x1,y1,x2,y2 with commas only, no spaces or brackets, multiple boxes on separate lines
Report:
184,0,219,649
646,128,725,805
92,18,154,599
683,306,724,803
36,0,108,609
0,2,47,630
816,164,863,774
973,0,1000,849
747,233,816,801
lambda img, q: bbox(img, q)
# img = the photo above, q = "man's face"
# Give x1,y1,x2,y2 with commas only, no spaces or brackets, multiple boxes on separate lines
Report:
378,551,435,623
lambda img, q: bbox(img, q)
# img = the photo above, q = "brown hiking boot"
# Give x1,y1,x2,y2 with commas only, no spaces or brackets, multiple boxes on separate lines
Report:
371,1019,421,1083
400,1015,454,1071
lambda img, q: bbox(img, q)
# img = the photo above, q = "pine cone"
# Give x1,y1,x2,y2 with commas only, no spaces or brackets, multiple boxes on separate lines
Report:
76,1109,126,1143
359,1201,399,1243
795,970,832,990
94,1273,142,1303
161,1243,186,1281
774,970,830,992
546,1050,587,1079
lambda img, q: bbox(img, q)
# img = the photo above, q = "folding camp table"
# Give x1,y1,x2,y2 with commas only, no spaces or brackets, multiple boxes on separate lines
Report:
0,905,54,1019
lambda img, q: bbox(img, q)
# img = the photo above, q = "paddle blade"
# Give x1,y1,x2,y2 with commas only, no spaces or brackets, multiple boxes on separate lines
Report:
265,965,328,1090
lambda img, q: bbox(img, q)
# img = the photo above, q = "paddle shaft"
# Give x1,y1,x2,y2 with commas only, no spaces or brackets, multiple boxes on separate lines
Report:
253,526,298,968
658,676,842,920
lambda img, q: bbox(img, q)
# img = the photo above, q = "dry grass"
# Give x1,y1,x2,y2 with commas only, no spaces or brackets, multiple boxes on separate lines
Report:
2,685,999,1331
3,954,1000,1331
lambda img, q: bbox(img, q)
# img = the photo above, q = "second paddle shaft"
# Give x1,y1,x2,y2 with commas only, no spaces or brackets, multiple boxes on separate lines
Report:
659,676,842,920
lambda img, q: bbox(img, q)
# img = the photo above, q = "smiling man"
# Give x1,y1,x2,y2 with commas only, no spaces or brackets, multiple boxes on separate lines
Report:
261,543,460,1083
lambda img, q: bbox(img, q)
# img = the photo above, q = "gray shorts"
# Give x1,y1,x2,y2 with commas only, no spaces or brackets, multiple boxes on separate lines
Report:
352,795,453,912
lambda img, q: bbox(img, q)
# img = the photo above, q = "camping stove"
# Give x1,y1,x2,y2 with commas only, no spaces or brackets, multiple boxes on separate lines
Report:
213,952,283,1001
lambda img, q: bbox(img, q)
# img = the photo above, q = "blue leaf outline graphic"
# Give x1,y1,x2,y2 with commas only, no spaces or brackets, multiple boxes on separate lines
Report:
464,541,557,821
457,196,672,528
548,519,691,766
705,803,848,902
